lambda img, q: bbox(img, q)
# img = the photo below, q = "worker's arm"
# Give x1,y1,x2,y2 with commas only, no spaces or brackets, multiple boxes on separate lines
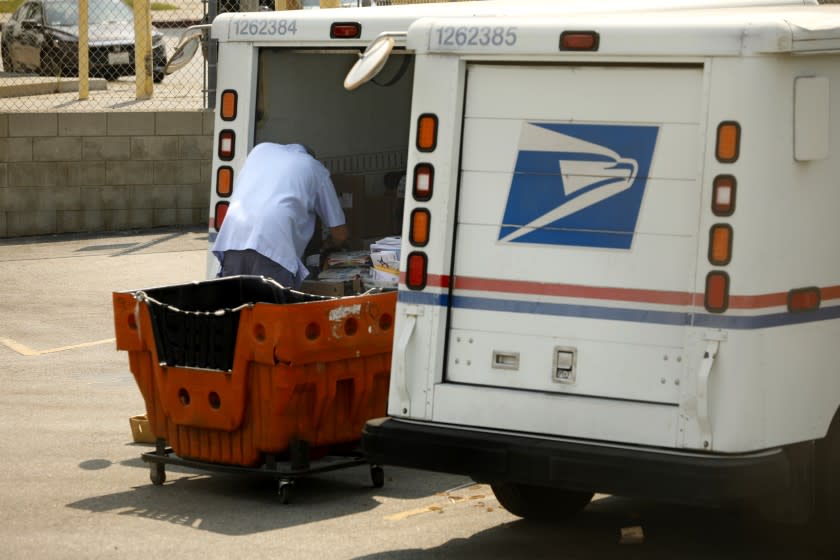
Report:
325,224,348,249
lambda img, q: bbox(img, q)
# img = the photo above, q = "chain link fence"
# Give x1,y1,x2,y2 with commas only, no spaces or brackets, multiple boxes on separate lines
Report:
0,0,466,112
0,0,209,111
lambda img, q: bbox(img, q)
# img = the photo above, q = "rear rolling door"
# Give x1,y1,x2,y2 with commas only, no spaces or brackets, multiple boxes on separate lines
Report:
447,63,704,405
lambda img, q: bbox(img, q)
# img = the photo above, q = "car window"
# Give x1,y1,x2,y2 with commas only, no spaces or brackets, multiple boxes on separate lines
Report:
43,0,134,26
44,3,74,25
26,2,43,22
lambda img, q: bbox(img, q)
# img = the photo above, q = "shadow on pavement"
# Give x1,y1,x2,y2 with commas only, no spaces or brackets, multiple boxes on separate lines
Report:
68,457,471,537
352,496,838,560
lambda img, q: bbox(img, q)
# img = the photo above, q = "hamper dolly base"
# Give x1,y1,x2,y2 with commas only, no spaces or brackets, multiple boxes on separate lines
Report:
141,441,385,504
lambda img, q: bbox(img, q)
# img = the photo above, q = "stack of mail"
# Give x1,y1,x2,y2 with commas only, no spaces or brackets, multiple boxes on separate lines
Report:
369,236,401,286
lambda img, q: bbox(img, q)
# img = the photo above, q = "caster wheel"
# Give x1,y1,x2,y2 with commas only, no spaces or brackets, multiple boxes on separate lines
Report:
370,465,385,488
278,481,293,504
150,463,166,486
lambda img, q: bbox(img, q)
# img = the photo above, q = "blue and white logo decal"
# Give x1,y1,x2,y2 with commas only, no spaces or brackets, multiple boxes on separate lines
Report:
499,122,659,249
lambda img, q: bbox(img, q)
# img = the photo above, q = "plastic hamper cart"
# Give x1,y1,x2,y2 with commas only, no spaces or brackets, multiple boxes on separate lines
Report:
112,275,397,502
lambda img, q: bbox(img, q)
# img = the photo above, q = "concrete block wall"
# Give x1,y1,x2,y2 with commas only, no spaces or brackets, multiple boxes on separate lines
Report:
0,111,214,238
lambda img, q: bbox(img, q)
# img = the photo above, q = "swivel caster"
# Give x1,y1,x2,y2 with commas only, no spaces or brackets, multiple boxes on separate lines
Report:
150,463,166,486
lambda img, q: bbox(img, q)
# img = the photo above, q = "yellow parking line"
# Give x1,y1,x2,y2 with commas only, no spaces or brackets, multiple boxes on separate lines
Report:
0,337,115,356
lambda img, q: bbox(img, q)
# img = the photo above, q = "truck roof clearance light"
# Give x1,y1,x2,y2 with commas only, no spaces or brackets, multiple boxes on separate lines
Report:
788,287,821,312
218,130,235,161
413,163,434,201
220,90,237,121
704,271,730,313
331,22,361,39
708,224,732,266
406,252,428,290
216,166,233,197
214,201,229,231
409,209,430,247
716,121,741,163
712,175,736,216
417,114,438,152
559,31,599,51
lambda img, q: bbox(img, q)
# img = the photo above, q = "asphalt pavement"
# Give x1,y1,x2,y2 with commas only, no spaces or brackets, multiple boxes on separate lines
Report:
0,226,836,559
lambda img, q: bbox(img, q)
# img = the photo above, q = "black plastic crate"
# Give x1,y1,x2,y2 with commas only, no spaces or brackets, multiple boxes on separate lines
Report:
135,275,332,371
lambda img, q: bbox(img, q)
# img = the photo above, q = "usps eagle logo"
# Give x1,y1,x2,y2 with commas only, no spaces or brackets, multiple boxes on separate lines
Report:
499,122,659,249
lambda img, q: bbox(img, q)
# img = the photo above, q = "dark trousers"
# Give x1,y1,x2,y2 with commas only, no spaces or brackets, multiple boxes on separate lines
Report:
219,249,297,288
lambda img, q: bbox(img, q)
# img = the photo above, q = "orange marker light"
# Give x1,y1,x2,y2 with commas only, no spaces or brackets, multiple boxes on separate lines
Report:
708,224,733,266
220,90,237,121
406,252,427,290
413,164,434,201
712,175,736,216
705,271,730,313
716,121,740,163
410,209,430,247
218,130,235,160
417,114,438,152
788,287,820,312
216,166,233,197
214,201,229,231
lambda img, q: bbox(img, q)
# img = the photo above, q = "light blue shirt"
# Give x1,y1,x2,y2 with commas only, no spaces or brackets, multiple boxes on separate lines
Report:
212,143,346,285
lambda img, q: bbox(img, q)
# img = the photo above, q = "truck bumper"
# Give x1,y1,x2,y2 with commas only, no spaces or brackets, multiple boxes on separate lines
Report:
362,417,794,506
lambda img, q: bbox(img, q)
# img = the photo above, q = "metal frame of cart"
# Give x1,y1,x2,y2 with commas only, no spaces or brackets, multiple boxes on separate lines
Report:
142,438,385,504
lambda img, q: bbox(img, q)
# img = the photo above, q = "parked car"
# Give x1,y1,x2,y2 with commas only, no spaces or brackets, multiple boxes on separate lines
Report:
1,0,167,82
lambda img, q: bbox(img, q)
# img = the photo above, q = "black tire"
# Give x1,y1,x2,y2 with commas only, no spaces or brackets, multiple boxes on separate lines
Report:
278,482,292,504
816,410,840,529
39,50,62,77
370,466,385,489
1,44,12,73
491,482,593,521
153,71,164,84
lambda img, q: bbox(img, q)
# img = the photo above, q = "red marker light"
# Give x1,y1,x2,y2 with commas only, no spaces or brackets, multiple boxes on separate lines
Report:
560,31,599,51
331,22,362,39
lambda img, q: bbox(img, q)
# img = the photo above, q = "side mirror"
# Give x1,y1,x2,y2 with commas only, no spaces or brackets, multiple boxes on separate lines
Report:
344,32,406,91
165,24,211,75
20,19,41,31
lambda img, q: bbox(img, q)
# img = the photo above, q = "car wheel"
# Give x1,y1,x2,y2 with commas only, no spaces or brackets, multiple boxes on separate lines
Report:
153,71,164,84
491,482,593,521
2,44,13,73
40,52,62,77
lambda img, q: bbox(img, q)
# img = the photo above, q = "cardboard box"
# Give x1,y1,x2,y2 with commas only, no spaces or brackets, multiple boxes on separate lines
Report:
300,277,361,297
332,174,400,249
130,414,156,444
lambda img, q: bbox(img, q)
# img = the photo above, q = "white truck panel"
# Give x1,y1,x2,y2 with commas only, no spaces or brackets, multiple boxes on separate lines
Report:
463,65,704,124
446,327,685,403
450,223,698,292
432,383,679,447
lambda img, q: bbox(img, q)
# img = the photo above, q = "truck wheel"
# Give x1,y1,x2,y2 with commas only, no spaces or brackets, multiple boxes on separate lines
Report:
491,482,593,521
815,409,840,529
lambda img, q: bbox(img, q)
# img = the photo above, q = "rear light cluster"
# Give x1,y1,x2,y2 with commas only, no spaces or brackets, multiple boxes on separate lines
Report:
406,114,439,290
214,90,238,230
704,121,740,312
705,123,819,314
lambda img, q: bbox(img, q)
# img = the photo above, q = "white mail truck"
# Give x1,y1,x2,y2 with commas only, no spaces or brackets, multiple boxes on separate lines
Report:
357,1,840,525
166,0,840,524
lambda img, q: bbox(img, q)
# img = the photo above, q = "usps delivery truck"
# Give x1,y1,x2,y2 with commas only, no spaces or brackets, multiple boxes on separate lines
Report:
356,2,840,525
165,0,840,523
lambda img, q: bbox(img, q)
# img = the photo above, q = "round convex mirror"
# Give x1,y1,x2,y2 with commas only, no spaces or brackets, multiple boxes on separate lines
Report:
344,34,396,91
165,28,206,75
